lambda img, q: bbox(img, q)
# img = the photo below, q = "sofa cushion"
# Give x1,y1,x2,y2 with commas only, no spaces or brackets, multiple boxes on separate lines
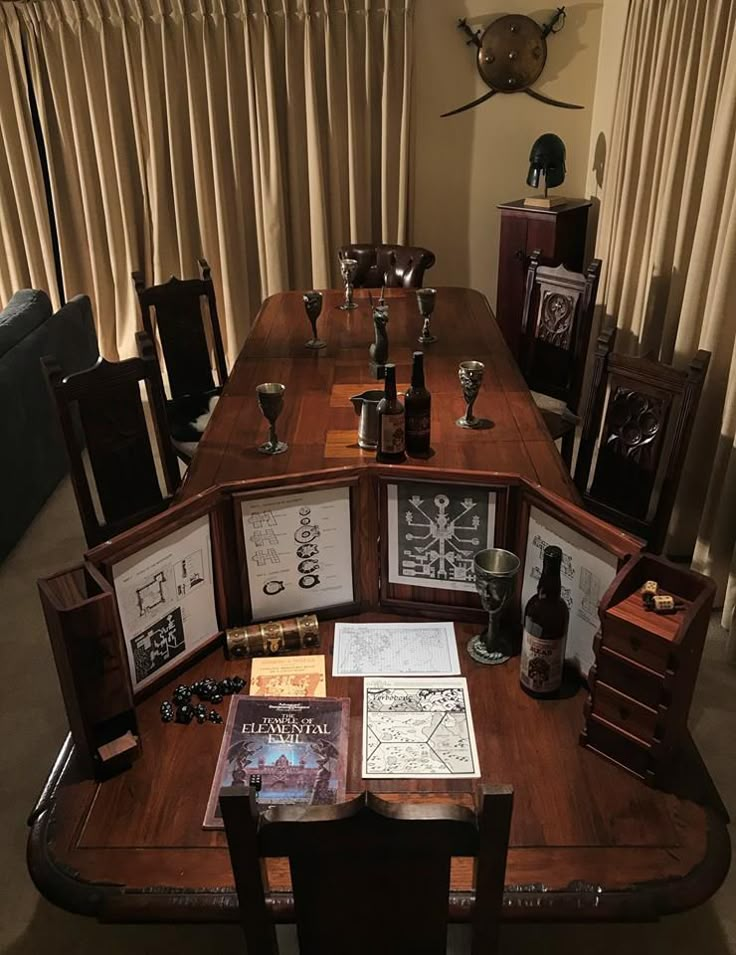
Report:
0,289,53,358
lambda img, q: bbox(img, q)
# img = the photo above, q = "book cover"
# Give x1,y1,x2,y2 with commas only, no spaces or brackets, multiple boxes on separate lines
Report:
250,655,326,697
203,694,349,828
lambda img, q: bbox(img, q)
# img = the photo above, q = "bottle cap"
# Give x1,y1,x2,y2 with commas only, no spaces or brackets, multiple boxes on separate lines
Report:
543,545,563,563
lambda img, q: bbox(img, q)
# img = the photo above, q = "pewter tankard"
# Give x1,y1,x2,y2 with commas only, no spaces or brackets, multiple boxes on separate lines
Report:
350,390,384,449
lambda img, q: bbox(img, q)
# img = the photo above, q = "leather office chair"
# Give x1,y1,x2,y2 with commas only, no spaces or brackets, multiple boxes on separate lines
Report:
338,243,436,289
133,260,228,459
574,327,710,553
220,784,513,955
519,252,601,467
41,333,180,548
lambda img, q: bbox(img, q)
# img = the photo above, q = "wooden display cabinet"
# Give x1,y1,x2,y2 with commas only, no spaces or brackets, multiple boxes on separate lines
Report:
581,553,715,785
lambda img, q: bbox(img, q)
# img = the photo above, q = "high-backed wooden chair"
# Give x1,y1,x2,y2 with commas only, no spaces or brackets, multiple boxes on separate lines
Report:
574,327,710,552
132,259,228,400
41,333,180,548
519,252,601,466
220,785,513,955
338,243,436,289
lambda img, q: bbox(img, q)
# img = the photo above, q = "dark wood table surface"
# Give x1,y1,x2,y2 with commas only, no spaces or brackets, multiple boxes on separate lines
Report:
27,289,730,924
180,287,577,500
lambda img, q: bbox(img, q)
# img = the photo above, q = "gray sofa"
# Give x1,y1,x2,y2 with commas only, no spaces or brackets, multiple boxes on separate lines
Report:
0,290,99,560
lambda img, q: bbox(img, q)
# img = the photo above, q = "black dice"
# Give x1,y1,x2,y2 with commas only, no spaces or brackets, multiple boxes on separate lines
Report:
160,701,174,723
172,684,192,705
175,704,194,725
208,710,223,724
231,676,245,693
218,678,233,696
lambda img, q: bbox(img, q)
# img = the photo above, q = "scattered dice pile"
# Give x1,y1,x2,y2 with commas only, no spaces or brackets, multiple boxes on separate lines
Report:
160,675,246,726
640,580,683,615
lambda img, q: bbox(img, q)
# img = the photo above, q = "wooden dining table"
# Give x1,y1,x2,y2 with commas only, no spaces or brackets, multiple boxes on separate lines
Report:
27,288,730,925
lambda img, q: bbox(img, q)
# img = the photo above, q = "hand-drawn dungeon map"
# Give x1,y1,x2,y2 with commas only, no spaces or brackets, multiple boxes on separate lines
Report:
387,482,496,592
362,678,480,779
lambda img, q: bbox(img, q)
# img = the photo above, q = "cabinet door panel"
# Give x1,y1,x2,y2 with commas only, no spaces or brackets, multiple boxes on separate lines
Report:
496,215,528,356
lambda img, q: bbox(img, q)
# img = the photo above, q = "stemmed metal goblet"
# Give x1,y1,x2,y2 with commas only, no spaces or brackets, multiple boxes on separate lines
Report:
456,360,485,428
467,548,521,665
338,254,359,311
303,291,326,349
417,287,437,344
256,382,288,455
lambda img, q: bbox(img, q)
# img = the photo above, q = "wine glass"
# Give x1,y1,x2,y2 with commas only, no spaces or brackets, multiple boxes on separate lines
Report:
467,548,520,665
338,254,359,310
456,360,485,428
303,291,326,349
417,287,437,344
256,383,288,455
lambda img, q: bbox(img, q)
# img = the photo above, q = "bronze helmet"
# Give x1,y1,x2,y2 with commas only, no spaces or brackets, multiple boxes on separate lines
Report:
527,133,566,190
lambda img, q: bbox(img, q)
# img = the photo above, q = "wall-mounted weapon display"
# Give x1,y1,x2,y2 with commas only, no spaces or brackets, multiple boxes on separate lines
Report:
442,7,583,118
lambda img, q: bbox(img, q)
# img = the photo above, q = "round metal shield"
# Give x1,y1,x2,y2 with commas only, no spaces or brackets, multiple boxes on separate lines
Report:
476,14,546,93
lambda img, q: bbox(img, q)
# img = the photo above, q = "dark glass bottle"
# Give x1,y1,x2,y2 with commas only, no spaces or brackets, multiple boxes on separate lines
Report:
405,351,431,455
376,363,405,462
519,545,569,698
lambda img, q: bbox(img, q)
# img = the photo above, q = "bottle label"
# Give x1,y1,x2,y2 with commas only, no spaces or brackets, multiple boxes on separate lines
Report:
520,618,565,693
381,412,405,453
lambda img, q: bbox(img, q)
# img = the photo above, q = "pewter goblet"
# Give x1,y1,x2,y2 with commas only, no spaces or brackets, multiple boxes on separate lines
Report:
417,287,437,344
303,291,326,349
467,548,520,665
456,360,485,428
256,383,288,455
338,255,359,310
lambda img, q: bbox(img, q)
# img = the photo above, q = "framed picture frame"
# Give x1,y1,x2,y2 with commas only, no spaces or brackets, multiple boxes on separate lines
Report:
377,467,513,621
86,487,227,699
231,469,372,623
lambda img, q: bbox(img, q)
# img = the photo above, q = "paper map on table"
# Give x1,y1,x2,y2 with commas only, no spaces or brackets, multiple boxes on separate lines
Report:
362,677,480,779
521,505,619,678
250,655,326,697
333,622,460,676
112,515,218,691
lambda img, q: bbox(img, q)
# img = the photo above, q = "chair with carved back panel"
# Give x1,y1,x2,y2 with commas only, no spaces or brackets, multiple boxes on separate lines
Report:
220,784,513,955
573,327,710,553
338,243,436,289
41,333,180,548
519,251,601,467
133,260,228,459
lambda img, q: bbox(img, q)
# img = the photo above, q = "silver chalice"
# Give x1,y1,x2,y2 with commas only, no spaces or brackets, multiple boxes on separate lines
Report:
256,382,288,455
456,360,486,428
417,287,437,344
467,548,520,665
303,291,326,349
338,255,359,311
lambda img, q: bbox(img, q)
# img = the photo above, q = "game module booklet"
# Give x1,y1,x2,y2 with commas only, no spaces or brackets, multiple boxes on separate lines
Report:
203,695,349,828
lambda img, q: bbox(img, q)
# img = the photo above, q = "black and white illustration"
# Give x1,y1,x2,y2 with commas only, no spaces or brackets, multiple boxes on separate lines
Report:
241,486,354,620
113,514,218,691
174,550,205,597
131,607,185,684
363,677,480,779
521,506,618,678
387,482,497,592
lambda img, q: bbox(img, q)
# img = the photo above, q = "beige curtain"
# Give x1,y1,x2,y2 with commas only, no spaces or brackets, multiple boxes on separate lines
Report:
596,0,736,636
11,0,413,360
0,4,59,306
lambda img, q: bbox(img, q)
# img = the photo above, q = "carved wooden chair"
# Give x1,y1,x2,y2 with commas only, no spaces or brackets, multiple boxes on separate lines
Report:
573,327,710,553
132,260,228,460
41,333,180,548
220,785,513,955
338,243,436,289
519,252,602,466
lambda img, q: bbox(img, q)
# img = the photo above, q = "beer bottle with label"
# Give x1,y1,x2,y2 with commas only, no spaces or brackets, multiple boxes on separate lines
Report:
405,351,431,455
376,363,405,462
520,545,569,698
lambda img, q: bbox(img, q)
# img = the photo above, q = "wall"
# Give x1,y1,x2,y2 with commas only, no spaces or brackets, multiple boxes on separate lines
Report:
410,0,604,307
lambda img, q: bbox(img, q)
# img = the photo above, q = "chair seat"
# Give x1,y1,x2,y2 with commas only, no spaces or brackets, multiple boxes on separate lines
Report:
167,388,221,460
541,407,578,442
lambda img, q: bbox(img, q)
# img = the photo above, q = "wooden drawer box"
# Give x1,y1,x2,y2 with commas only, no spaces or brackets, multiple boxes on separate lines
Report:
581,554,715,786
